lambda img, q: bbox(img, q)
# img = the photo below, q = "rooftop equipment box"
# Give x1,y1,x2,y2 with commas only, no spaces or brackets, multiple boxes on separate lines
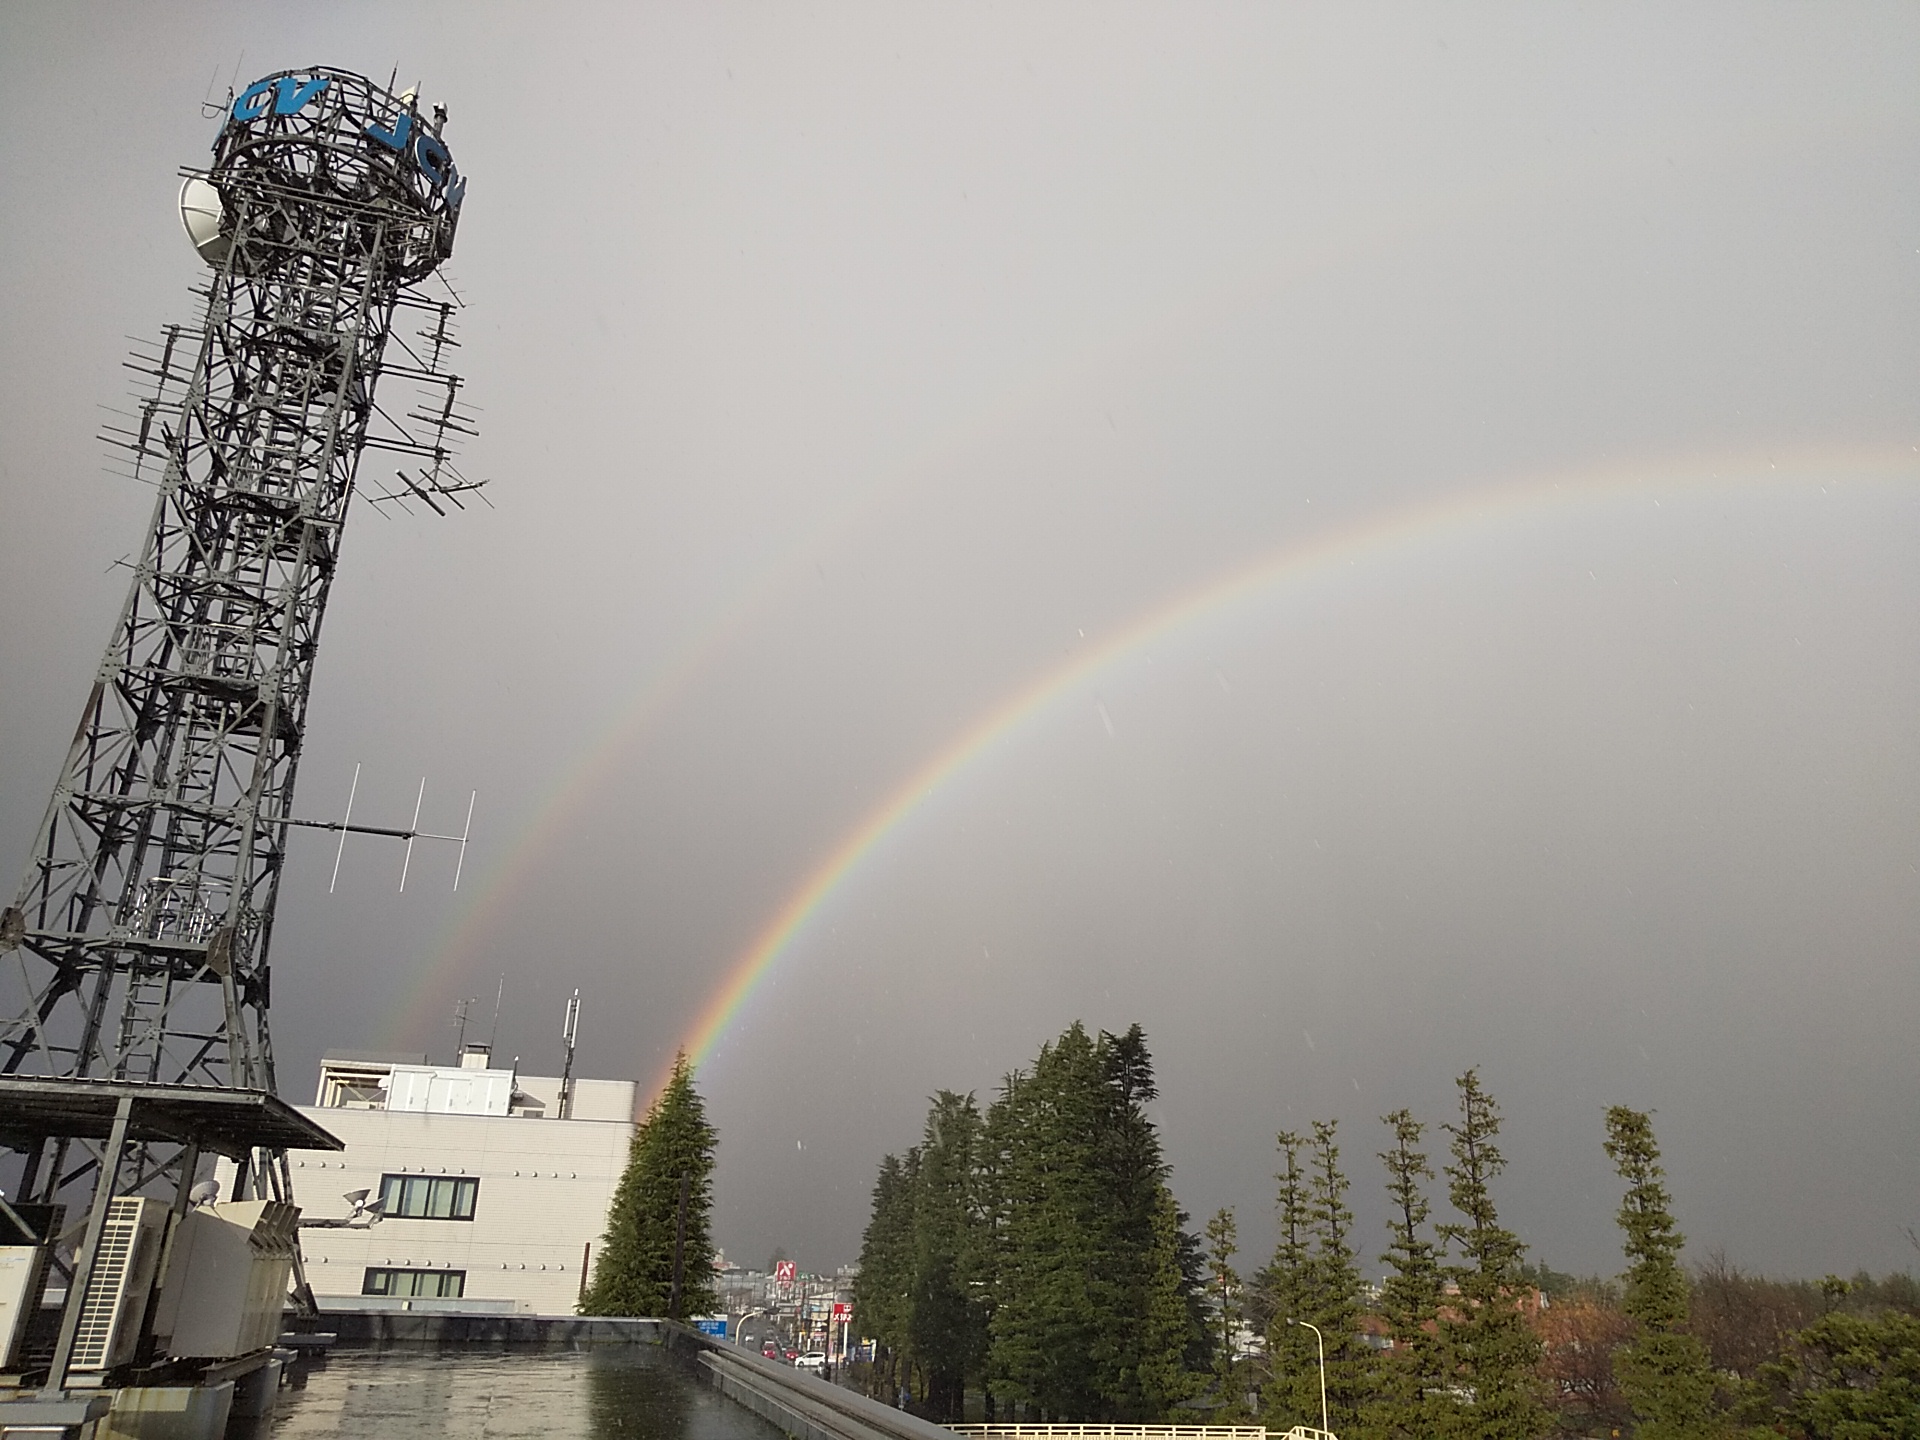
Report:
151,1201,299,1360
0,1204,61,1370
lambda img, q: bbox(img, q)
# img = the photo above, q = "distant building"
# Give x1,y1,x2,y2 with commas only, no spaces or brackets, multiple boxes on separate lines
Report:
218,1045,636,1315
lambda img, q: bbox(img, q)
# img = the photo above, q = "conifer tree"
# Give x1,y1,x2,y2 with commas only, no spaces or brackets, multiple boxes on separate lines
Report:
991,1023,1112,1418
910,1091,988,1420
581,1051,717,1318
1096,1024,1204,1418
970,1071,1024,1418
1205,1207,1242,1397
1435,1070,1544,1440
1139,1186,1209,1415
1368,1109,1453,1439
1263,1130,1322,1431
1304,1119,1374,1432
854,1149,920,1402
1604,1106,1720,1440
987,1022,1203,1421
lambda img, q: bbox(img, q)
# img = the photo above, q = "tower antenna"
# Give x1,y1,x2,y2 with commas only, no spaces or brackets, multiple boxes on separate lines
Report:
452,996,478,1060
559,990,581,1120
0,68,482,1380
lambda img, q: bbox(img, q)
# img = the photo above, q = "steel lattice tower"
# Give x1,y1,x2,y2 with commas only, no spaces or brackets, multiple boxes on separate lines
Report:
0,69,477,1206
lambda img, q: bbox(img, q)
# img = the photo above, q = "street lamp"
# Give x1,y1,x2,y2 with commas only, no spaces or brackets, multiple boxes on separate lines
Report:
1286,1317,1329,1437
736,1307,768,1348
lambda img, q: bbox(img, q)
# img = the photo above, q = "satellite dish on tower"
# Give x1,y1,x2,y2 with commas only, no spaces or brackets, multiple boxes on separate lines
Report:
178,176,229,265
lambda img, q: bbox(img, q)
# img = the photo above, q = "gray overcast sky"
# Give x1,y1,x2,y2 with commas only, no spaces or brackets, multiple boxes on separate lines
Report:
2,3,1916,1281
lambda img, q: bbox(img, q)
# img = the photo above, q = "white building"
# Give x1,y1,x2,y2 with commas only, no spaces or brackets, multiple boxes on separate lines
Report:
226,1046,637,1316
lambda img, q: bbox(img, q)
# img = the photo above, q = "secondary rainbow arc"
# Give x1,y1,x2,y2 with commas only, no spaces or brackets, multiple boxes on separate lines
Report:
656,446,1916,1100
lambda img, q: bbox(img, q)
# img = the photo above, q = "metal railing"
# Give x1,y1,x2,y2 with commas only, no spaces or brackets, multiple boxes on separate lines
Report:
949,1428,1272,1440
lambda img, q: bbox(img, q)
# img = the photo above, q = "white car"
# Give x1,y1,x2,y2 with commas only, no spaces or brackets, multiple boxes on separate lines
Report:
793,1352,828,1374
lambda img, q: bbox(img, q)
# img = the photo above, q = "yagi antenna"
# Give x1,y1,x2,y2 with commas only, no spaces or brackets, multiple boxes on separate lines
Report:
284,765,477,893
328,762,361,893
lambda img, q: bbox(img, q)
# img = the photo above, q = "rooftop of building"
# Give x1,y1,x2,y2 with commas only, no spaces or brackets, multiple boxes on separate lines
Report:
311,1046,636,1123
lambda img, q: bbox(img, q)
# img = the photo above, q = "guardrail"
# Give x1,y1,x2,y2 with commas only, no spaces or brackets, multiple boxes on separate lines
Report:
677,1330,958,1440
949,1429,1270,1440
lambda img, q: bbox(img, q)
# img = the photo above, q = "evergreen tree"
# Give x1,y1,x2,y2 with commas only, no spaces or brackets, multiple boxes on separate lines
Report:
1175,1211,1217,1380
1367,1109,1453,1439
1139,1186,1209,1415
854,1150,920,1402
991,1023,1112,1418
988,1022,1203,1420
1205,1207,1243,1397
1435,1070,1544,1440
1756,1308,1920,1437
581,1050,717,1318
1096,1024,1205,1418
1304,1119,1374,1432
910,1091,988,1420
969,1070,1024,1419
1263,1130,1322,1431
1603,1106,1720,1440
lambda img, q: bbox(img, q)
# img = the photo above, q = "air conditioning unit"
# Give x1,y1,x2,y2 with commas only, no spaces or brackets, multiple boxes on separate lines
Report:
0,1203,61,1369
68,1197,169,1374
150,1200,300,1360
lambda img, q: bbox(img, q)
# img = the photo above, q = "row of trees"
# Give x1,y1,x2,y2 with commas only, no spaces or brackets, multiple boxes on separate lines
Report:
857,1027,1920,1437
1202,1070,1558,1438
1536,1260,1920,1437
853,1022,1211,1421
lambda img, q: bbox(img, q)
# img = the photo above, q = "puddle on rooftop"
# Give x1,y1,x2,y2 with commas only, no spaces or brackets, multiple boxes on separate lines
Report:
271,1346,788,1440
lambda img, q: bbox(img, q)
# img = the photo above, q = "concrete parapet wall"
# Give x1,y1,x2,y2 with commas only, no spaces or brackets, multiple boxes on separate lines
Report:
691,1339,959,1440
294,1309,662,1349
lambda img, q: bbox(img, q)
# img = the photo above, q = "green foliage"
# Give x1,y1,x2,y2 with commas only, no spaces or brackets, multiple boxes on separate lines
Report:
1367,1108,1450,1440
1205,1207,1242,1396
1140,1186,1209,1415
989,1022,1206,1419
580,1050,717,1318
849,1041,1920,1437
1260,1122,1377,1435
989,1025,1109,1417
1261,1130,1321,1431
1434,1068,1544,1440
1305,1120,1373,1430
853,1149,920,1401
1604,1105,1720,1440
1754,1309,1920,1438
855,1022,1208,1422
911,1091,988,1419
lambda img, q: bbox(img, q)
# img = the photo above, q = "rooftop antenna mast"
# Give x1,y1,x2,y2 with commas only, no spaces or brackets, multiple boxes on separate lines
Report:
487,974,505,1052
451,997,477,1061
558,990,581,1120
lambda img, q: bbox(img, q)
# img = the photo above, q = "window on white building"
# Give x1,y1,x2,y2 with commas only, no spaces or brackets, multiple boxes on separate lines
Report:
377,1173,479,1220
363,1267,466,1298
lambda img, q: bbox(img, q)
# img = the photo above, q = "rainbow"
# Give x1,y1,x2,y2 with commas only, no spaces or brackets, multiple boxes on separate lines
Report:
379,106,1855,1054
378,155,1553,1046
657,445,1916,1098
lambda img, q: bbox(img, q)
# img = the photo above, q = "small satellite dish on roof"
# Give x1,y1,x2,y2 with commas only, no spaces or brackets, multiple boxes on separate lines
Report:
189,1178,221,1207
178,176,229,266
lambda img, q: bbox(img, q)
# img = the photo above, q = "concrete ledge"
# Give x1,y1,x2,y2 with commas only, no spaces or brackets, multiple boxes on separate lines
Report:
684,1335,956,1440
293,1309,663,1349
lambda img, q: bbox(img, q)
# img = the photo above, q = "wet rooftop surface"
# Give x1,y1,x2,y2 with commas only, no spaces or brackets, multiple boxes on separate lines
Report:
272,1347,790,1440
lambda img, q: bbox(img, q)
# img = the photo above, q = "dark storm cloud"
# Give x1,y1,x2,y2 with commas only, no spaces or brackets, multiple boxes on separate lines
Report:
2,3,1915,1280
